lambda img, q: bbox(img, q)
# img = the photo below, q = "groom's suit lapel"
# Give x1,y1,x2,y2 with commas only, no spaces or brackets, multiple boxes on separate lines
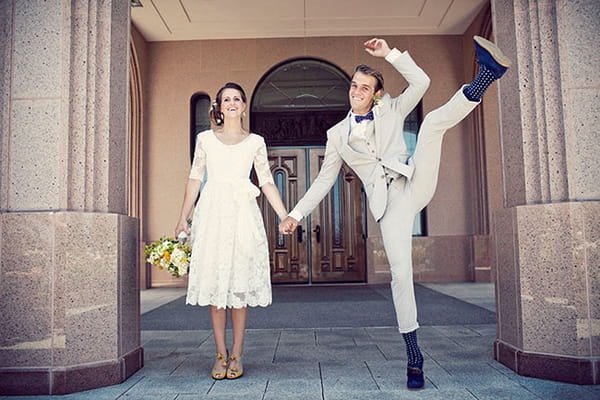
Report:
338,113,351,147
373,104,386,154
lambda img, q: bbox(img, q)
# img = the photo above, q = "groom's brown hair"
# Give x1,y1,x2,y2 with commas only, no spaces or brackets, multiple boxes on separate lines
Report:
353,64,384,92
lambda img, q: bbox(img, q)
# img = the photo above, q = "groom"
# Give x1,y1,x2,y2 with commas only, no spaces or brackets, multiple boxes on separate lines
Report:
279,36,511,389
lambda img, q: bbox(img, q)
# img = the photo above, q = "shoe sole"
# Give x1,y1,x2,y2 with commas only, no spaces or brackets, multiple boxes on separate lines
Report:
474,36,512,67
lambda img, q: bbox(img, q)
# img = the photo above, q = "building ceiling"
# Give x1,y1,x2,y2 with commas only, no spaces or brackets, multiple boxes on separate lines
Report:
131,0,489,42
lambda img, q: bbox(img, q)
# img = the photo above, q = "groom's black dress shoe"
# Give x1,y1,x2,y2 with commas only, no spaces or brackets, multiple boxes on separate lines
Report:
407,366,425,389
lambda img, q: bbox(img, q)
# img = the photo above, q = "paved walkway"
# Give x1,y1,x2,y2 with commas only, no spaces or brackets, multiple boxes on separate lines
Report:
3,283,599,400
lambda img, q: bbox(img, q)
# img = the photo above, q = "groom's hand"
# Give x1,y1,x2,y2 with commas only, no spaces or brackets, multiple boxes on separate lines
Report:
279,216,299,235
364,37,391,58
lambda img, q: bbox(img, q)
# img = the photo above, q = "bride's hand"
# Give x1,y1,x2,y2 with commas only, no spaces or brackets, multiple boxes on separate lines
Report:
175,220,191,238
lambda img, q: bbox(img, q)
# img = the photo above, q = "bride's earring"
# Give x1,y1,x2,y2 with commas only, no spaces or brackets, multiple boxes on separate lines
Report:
242,111,247,117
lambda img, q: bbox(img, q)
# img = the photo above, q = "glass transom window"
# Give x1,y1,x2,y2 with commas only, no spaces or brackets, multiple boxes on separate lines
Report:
251,59,350,113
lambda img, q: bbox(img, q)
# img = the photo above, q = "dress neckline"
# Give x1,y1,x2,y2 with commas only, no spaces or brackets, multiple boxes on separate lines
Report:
211,130,253,146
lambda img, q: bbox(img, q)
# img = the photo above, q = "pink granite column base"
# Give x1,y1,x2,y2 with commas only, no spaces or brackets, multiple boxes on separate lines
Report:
494,201,600,385
0,212,143,395
494,340,599,385
0,347,143,395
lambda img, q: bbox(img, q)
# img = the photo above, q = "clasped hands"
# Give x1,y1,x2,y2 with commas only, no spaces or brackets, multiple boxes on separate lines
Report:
279,216,299,235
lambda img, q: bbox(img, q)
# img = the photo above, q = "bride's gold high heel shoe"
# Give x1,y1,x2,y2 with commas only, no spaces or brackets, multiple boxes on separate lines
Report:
226,354,243,379
211,352,228,380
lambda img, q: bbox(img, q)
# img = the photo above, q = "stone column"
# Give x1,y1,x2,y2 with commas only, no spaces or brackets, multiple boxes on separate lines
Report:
0,0,142,395
491,0,599,384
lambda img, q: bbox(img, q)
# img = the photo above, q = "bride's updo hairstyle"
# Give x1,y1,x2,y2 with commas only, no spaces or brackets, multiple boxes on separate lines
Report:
209,82,247,126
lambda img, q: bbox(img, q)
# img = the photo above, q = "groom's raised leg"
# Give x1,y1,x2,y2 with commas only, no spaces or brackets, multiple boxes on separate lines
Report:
409,36,511,211
408,88,480,211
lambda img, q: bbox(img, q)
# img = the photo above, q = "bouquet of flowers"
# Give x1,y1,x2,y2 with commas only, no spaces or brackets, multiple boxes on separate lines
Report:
144,234,192,277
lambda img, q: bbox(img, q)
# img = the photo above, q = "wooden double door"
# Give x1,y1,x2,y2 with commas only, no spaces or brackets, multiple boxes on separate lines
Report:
258,148,366,284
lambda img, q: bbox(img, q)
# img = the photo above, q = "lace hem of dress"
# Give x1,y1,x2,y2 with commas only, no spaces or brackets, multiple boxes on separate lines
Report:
185,292,272,309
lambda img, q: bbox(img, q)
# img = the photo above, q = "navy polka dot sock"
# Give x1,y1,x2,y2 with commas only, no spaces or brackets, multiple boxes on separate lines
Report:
463,63,497,102
402,330,424,369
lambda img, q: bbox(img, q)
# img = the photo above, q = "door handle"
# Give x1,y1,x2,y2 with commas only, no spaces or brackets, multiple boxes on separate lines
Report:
313,224,321,243
297,225,303,243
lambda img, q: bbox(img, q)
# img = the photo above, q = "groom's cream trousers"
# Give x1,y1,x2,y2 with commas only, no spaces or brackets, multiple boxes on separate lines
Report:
380,87,478,333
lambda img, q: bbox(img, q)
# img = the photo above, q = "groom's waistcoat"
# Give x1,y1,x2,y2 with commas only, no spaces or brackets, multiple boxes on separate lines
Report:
330,100,416,221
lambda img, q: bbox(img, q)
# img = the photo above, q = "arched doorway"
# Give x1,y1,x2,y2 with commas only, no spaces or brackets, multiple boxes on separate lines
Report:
251,58,367,284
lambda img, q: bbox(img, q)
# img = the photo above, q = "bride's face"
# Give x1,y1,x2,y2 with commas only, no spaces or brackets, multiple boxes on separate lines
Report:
220,88,246,119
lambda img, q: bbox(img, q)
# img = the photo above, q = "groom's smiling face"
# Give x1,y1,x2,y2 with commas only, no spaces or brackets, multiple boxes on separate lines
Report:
349,72,381,115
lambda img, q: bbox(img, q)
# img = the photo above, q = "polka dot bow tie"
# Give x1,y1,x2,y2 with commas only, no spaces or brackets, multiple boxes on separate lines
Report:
355,110,374,123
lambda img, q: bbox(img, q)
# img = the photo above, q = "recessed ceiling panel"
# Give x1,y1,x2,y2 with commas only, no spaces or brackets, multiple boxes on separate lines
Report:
131,0,489,41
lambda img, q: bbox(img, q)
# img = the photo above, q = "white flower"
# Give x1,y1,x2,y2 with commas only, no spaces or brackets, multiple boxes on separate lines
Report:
178,264,189,276
171,248,186,265
172,246,190,276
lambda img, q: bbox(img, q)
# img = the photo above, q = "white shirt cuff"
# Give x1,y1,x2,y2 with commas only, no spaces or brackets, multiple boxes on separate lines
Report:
384,48,404,63
288,209,304,222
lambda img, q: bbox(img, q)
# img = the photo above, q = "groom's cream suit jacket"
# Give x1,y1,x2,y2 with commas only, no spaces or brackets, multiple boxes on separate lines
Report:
288,49,430,222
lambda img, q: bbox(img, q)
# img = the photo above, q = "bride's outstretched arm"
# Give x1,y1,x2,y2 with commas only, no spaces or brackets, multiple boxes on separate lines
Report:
261,182,288,221
175,178,202,237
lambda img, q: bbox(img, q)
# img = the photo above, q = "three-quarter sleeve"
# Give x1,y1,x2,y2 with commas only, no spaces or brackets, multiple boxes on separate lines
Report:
188,135,206,181
253,137,275,187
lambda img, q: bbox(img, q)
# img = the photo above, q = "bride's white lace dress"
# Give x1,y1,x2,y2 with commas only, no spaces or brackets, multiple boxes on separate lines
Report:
186,130,273,309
